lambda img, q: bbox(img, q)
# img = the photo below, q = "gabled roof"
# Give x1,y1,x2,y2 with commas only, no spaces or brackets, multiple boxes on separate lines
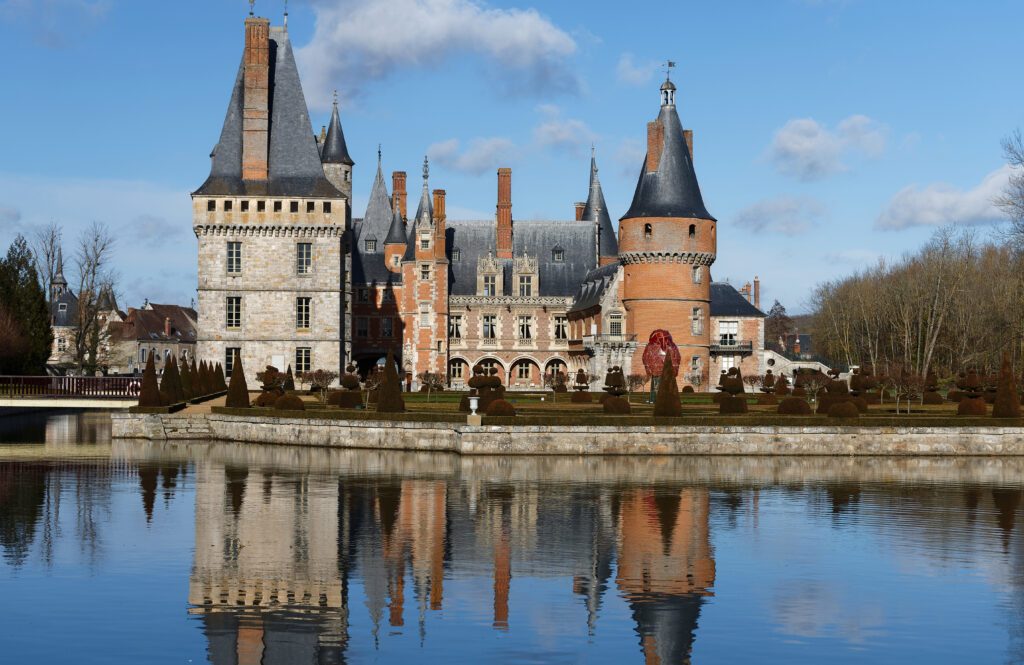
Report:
193,26,342,199
621,97,714,222
50,290,78,328
569,261,620,314
112,304,198,343
321,98,354,165
710,282,765,317
581,152,618,258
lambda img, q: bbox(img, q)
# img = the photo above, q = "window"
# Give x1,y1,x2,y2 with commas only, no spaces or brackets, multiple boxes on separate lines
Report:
365,239,377,253
381,317,393,338
224,200,233,212
721,355,736,371
227,242,242,274
478,359,500,376
225,347,241,375
692,265,702,284
450,361,464,379
57,337,66,352
420,235,430,250
518,315,532,340
517,363,531,380
483,314,497,339
518,275,532,297
356,317,368,337
644,223,652,239
391,255,401,267
139,347,146,362
452,249,461,261
691,306,703,335
420,264,430,280
274,201,282,213
58,303,67,312
691,355,701,371
295,347,311,373
290,201,299,213
688,224,696,238
296,297,311,330
419,304,430,328
164,349,170,362
552,248,564,262
207,200,216,212
554,316,568,340
357,288,369,303
257,200,266,212
381,289,394,303
226,297,241,329
296,243,313,275
609,313,623,336
483,275,496,296
240,200,249,212
323,202,332,213
449,314,463,339
306,201,315,213
437,340,443,353
719,321,738,346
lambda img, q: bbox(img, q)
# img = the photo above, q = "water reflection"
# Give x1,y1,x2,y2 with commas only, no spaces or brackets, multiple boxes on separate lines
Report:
3,415,1024,663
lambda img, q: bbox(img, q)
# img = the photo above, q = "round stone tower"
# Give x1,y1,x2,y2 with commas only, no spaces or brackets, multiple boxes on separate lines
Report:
619,76,717,387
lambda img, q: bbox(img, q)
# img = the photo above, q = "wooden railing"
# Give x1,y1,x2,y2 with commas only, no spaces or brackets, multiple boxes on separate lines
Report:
0,375,141,399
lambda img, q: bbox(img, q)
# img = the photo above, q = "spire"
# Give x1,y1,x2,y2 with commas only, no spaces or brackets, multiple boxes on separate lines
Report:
415,156,432,224
54,246,66,285
321,91,354,165
358,153,392,245
385,204,407,245
581,149,618,258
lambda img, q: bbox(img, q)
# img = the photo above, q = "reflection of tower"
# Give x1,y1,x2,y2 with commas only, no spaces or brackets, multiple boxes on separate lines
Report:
616,488,715,664
572,488,616,635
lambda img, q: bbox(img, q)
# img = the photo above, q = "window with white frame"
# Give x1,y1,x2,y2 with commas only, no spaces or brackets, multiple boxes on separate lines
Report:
517,363,531,380
554,316,568,340
518,275,532,297
420,234,430,250
419,303,430,328
691,355,701,371
296,243,312,275
719,321,738,346
365,238,377,253
226,297,241,329
483,275,497,296
691,306,703,335
296,297,311,330
227,241,242,274
450,361,464,379
449,314,463,339
225,348,240,375
420,264,430,280
295,347,311,373
482,314,497,339
692,265,702,284
721,355,736,371
518,315,532,340
609,313,623,336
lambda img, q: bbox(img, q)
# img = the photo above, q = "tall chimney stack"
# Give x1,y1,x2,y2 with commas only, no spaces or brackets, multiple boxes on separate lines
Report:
496,168,513,259
392,171,407,220
241,17,271,181
574,202,586,221
646,121,664,173
164,317,172,338
433,189,446,259
753,276,761,310
683,129,694,160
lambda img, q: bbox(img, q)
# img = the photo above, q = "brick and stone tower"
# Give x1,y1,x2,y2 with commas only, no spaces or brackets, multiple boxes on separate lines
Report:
619,75,716,387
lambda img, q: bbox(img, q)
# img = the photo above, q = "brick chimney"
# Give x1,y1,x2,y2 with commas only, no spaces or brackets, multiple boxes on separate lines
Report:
241,17,271,181
646,120,664,172
496,168,513,259
164,317,172,337
392,171,407,220
753,276,761,309
433,189,446,259
574,202,586,221
683,129,694,160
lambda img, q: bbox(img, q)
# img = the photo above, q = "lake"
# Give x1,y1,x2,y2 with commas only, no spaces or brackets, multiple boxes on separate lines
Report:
1,410,1023,664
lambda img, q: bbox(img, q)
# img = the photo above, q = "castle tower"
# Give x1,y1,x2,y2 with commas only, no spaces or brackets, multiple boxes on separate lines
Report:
619,74,716,387
321,92,355,201
581,149,619,266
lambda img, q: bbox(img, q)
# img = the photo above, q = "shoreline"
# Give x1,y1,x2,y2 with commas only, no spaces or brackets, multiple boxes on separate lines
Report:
112,411,1024,456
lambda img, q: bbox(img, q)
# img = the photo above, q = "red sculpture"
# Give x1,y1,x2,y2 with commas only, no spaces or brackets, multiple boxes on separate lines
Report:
642,329,682,377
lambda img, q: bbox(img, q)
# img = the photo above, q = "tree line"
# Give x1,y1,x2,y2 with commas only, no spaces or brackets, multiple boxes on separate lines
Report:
811,131,1024,380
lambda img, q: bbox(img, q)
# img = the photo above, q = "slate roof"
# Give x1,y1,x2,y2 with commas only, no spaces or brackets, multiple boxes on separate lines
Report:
621,99,714,222
446,219,597,297
385,207,407,245
111,304,198,343
194,27,343,199
581,152,618,258
50,290,78,328
320,100,354,165
709,282,765,317
403,160,434,261
355,161,392,249
569,261,620,314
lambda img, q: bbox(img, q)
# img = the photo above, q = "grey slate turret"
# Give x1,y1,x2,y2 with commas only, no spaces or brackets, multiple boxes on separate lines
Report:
581,150,618,258
621,80,714,222
194,27,341,198
321,97,354,166
403,157,433,261
357,156,392,250
385,206,407,246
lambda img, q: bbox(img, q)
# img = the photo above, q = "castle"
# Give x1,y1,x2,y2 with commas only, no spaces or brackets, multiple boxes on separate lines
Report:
193,13,765,390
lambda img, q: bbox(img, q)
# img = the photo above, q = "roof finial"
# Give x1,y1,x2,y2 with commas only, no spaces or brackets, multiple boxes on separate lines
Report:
377,144,382,165
664,60,676,81
249,0,255,16
332,89,338,108
283,0,288,26
422,155,429,183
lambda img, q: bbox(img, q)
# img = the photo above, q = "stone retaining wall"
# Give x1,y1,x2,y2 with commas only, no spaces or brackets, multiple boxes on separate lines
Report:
110,411,1024,456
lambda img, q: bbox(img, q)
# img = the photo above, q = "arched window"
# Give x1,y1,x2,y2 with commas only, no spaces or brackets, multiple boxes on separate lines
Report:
644,223,652,239
688,224,696,238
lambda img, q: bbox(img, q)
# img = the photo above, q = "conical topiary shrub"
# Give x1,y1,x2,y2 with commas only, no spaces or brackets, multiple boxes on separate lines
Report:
376,351,406,413
180,358,194,400
284,365,296,392
201,360,213,396
653,355,682,417
225,352,250,408
160,356,185,405
993,353,1021,418
138,352,162,407
214,363,226,391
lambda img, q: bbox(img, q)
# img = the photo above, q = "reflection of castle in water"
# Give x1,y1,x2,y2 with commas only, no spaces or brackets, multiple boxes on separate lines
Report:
186,457,716,664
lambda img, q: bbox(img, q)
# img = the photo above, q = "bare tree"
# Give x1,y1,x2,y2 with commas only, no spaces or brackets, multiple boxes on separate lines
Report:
626,374,648,403
998,129,1024,240
32,221,62,299
73,222,116,374
685,369,707,393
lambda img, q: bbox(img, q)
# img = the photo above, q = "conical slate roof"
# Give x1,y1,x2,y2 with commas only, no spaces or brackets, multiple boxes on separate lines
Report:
194,26,341,198
621,94,714,222
403,157,433,261
385,206,407,245
321,97,354,166
357,157,392,249
581,151,618,258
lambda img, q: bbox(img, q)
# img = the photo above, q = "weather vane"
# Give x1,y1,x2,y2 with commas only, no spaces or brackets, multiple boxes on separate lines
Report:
248,0,255,16
664,60,676,80
333,89,338,106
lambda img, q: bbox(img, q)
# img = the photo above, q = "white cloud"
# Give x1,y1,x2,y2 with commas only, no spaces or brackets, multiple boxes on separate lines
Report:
734,196,827,235
0,0,109,48
615,53,658,86
297,0,578,109
427,137,516,175
767,115,887,181
0,205,21,224
533,104,595,155
875,165,1011,230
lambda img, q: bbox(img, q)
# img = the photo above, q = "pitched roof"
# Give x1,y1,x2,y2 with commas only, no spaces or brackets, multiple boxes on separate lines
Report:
621,97,714,222
403,158,434,261
50,290,78,328
569,261,620,314
385,207,407,245
193,26,342,199
710,282,765,317
356,159,392,247
321,98,354,165
581,152,618,258
112,304,198,343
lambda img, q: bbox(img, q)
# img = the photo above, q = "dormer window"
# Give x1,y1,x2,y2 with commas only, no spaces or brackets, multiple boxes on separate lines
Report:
58,303,67,312
552,247,564,262
452,248,461,261
365,238,377,253
483,275,496,296
420,235,430,250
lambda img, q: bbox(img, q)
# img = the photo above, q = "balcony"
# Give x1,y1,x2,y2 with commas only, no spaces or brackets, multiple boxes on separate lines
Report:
710,340,754,355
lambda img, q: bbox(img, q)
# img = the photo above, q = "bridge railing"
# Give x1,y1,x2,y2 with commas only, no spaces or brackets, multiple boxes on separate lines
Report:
0,375,141,400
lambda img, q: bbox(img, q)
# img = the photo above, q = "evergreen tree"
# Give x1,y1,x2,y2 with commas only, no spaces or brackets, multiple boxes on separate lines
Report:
765,300,793,351
137,353,161,407
0,235,52,374
376,351,406,413
653,356,682,417
225,352,250,408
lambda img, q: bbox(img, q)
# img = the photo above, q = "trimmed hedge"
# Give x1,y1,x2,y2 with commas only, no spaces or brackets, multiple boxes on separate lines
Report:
828,401,860,418
570,391,592,403
253,391,280,408
603,397,632,414
128,402,187,414
486,399,517,416
778,397,812,415
274,394,306,411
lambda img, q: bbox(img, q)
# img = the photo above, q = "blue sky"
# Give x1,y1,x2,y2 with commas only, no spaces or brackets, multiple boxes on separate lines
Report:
0,0,1021,314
